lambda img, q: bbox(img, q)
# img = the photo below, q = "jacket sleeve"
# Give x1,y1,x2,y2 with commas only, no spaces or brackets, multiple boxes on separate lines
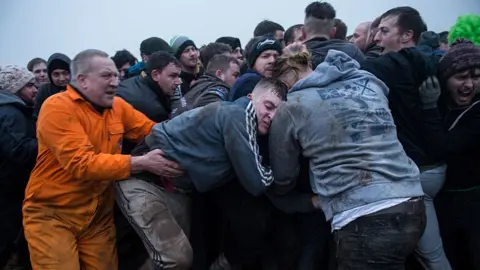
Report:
421,106,480,160
37,101,132,181
0,107,38,167
118,98,155,143
193,87,228,108
222,108,274,197
268,103,301,195
33,85,50,120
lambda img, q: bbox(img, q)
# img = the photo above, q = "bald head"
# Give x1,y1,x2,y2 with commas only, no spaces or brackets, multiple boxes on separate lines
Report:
349,22,372,51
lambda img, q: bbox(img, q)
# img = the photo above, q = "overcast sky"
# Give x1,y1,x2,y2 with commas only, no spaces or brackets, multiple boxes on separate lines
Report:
1,0,479,66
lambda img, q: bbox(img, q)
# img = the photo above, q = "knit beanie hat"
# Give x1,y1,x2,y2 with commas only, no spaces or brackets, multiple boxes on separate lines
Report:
216,36,242,50
246,35,283,68
418,31,440,49
438,39,480,82
0,65,34,94
140,37,173,55
170,36,197,59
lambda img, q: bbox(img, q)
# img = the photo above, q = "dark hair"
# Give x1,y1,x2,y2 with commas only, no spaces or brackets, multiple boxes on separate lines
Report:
438,31,449,44
206,55,239,75
145,51,181,74
333,18,348,40
200,42,233,67
27,57,46,72
254,78,288,100
380,6,427,44
254,20,285,37
304,2,336,37
305,1,336,20
111,49,137,69
284,24,304,45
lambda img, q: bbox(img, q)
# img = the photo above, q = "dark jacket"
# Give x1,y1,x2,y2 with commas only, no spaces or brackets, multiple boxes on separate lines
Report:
180,71,198,95
423,94,480,190
0,91,37,198
33,53,71,119
305,37,365,68
360,47,439,168
363,42,383,59
228,69,262,101
172,74,230,117
116,74,171,154
145,101,273,196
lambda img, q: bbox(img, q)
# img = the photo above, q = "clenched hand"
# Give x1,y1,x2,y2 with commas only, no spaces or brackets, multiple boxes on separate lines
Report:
142,149,185,178
419,76,441,109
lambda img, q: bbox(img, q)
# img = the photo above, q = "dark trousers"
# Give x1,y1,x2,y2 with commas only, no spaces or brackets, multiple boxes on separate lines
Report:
296,211,331,270
213,180,298,269
333,198,426,270
435,188,480,270
0,197,26,269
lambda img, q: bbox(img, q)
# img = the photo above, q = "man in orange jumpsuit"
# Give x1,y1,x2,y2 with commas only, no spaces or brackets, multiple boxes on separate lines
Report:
23,49,184,270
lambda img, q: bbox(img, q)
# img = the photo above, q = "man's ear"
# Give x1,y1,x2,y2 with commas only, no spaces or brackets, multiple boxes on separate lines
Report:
330,27,337,39
150,69,159,81
141,53,149,63
215,69,223,79
401,30,414,44
301,27,307,41
77,74,87,88
247,93,253,100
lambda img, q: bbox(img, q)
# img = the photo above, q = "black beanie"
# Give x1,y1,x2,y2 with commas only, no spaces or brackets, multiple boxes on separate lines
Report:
140,37,172,55
216,37,242,50
247,36,283,68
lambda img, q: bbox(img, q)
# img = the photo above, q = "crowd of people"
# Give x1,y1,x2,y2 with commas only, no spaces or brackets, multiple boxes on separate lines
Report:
1,1,480,270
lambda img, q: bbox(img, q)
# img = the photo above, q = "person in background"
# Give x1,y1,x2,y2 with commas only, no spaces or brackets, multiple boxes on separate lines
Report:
302,1,364,67
363,6,451,270
333,18,347,40
438,31,449,51
284,24,304,46
116,51,190,270
173,54,240,117
0,65,38,269
228,35,282,101
112,49,138,81
269,48,425,270
126,37,173,79
254,20,285,45
419,39,480,270
27,58,49,88
22,49,179,270
199,42,232,67
170,35,201,95
349,21,382,59
33,53,71,119
216,36,243,64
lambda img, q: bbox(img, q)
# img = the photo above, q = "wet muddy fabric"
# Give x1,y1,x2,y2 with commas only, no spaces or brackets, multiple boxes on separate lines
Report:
116,178,192,269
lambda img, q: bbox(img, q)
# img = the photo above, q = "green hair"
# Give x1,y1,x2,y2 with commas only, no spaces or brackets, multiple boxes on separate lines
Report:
448,14,480,46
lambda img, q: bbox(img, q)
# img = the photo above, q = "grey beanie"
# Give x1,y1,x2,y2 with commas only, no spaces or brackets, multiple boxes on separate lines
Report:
0,65,35,94
169,35,197,59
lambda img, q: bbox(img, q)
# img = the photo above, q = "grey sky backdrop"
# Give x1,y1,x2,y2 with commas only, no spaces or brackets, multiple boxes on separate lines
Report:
1,0,479,66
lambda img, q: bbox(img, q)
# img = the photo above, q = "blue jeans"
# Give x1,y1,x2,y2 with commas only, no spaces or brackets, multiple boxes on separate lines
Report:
415,165,452,270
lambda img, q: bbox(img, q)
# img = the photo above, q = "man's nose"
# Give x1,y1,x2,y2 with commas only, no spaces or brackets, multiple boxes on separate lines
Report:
373,32,381,43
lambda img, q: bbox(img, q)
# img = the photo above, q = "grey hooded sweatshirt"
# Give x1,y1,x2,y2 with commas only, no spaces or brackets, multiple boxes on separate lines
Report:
145,101,273,196
268,50,423,220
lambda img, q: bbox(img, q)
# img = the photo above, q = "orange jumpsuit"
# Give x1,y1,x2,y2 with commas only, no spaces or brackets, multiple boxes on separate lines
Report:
23,85,154,270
